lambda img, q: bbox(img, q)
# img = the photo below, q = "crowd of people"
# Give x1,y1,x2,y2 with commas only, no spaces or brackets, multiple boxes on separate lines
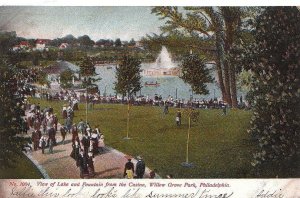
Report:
18,97,106,178
32,86,249,112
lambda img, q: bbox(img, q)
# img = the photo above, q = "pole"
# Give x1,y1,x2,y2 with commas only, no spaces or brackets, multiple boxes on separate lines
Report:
126,99,130,138
86,86,88,124
186,115,191,163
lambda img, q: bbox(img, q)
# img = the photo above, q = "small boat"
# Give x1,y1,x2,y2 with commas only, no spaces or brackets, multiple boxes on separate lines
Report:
107,66,112,69
144,81,160,87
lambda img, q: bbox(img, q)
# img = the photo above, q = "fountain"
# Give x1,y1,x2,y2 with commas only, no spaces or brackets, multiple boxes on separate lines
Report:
154,46,176,69
142,46,180,77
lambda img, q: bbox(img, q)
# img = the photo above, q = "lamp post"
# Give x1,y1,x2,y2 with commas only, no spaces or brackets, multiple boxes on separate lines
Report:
123,91,132,140
85,84,88,124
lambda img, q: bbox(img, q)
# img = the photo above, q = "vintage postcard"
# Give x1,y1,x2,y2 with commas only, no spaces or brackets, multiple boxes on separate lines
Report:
0,1,299,197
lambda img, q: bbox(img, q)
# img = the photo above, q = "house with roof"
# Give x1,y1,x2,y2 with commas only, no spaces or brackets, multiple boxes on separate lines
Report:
59,43,69,49
42,61,80,83
36,39,51,51
12,41,32,52
20,41,31,48
12,45,20,51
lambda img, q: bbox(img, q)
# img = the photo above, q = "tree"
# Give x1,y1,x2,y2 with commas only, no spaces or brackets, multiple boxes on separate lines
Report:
180,54,213,95
60,69,74,88
114,56,142,98
77,35,95,47
79,55,96,77
36,71,50,87
129,38,136,47
31,51,40,66
245,7,300,173
115,38,122,47
0,60,25,168
0,31,17,54
62,34,77,45
79,56,100,93
151,7,254,107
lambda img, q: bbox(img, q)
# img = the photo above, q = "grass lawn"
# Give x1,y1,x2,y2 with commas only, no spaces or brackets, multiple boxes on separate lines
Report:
30,98,261,178
0,152,43,179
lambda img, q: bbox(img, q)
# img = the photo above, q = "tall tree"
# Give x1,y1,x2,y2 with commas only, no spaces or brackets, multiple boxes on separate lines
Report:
79,56,100,93
152,7,251,107
114,38,122,47
60,69,74,89
0,60,25,168
129,38,136,47
180,54,214,95
79,55,96,77
246,7,300,172
114,56,142,98
77,35,95,47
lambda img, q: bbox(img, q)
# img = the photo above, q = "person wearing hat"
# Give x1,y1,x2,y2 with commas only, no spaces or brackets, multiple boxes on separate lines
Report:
77,149,88,178
81,132,90,157
62,106,67,119
77,119,86,135
176,109,182,126
65,116,72,133
60,126,66,145
71,124,79,144
136,156,146,179
87,152,95,177
124,156,134,179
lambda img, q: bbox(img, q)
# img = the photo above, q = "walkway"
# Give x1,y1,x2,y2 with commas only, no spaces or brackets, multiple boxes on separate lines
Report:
24,123,155,179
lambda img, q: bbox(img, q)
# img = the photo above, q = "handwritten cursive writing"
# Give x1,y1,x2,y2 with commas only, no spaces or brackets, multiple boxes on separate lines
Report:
146,189,234,198
256,189,284,198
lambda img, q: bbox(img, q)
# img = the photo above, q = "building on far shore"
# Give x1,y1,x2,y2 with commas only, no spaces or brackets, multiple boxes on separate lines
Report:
42,61,80,83
142,67,181,77
35,39,51,51
59,43,69,50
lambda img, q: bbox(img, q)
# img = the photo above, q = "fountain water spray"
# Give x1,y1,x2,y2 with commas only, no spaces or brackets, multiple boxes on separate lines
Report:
153,46,176,69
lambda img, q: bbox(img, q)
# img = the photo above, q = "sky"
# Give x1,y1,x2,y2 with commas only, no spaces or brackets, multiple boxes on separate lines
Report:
0,6,165,41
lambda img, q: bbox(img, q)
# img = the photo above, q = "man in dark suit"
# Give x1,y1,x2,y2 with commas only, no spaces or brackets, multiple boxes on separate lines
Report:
123,157,134,178
136,156,145,179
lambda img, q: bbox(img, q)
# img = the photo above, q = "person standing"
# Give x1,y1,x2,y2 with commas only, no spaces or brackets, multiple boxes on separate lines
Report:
31,130,40,151
222,105,227,115
48,139,54,154
163,102,169,115
65,116,72,133
77,150,89,178
123,157,134,179
136,156,145,179
81,132,90,157
53,114,58,132
77,119,86,135
87,152,95,177
98,132,105,154
62,106,67,119
71,124,79,144
176,110,182,126
40,136,46,154
60,127,66,144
